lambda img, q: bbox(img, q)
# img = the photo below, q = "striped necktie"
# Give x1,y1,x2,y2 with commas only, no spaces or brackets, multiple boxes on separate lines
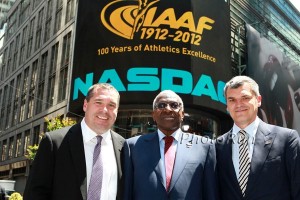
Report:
238,130,250,197
88,136,103,200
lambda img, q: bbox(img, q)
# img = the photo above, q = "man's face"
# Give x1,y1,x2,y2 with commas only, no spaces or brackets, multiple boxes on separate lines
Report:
83,88,119,134
226,83,261,129
152,95,184,136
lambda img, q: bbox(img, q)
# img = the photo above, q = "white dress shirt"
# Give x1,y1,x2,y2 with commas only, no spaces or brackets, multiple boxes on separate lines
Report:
81,119,118,200
232,117,259,178
157,129,180,185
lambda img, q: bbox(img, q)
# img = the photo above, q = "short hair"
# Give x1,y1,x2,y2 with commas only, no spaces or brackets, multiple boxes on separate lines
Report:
152,90,184,111
85,83,120,105
224,75,260,98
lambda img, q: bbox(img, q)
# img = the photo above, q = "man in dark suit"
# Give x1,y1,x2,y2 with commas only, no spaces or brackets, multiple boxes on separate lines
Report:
0,185,6,200
24,83,125,200
216,75,300,200
122,90,218,200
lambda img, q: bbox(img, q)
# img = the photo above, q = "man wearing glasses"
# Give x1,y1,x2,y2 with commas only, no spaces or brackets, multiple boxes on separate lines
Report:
122,90,218,200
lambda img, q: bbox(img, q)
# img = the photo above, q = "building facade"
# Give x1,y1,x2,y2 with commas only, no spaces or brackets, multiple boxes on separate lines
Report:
0,0,299,194
0,0,16,24
0,0,75,193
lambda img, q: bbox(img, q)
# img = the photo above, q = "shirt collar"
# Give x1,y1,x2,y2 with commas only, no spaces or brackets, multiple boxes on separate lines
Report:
232,116,259,138
157,128,180,142
81,118,111,144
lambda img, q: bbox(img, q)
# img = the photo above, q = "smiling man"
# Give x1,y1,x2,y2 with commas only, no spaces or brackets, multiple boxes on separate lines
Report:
216,75,300,200
24,83,125,200
122,90,218,200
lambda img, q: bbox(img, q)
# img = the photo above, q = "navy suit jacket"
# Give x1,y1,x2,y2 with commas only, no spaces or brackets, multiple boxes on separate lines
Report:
23,123,125,200
216,119,300,200
122,130,218,200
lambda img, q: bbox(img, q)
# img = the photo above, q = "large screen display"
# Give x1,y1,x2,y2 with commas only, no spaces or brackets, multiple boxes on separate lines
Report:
70,0,232,115
247,24,300,133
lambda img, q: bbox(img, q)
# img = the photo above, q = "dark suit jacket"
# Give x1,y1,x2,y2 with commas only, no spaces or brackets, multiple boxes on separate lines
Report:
216,119,300,200
23,123,125,200
0,186,5,200
122,131,218,200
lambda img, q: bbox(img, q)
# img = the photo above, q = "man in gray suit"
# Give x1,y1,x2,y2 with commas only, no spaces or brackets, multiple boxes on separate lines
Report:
216,75,300,200
122,90,218,200
24,83,125,200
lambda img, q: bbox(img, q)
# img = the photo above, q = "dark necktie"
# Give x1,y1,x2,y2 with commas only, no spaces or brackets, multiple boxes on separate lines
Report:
164,136,175,191
238,130,250,197
88,136,103,200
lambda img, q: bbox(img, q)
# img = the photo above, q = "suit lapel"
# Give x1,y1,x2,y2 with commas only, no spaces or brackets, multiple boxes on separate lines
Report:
226,133,241,190
67,124,88,200
143,132,165,189
168,131,190,191
111,131,124,179
220,132,242,196
246,121,276,194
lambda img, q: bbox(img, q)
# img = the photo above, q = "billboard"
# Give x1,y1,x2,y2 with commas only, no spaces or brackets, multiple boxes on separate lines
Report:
70,0,232,115
246,24,300,133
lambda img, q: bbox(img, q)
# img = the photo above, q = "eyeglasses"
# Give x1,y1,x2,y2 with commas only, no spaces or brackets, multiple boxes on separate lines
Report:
154,102,182,110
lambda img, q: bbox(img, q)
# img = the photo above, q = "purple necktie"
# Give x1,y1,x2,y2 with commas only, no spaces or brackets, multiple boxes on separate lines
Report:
88,136,103,200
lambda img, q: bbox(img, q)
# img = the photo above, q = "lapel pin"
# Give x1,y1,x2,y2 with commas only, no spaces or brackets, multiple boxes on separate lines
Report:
265,140,272,145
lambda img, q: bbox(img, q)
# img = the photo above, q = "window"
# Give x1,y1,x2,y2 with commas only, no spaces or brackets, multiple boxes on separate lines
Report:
57,67,68,102
61,32,72,67
19,26,28,65
65,0,74,23
23,130,31,156
0,108,4,131
7,41,14,75
28,60,38,118
13,74,21,126
8,137,14,159
1,140,7,161
15,133,22,157
20,67,29,122
31,60,38,89
50,43,59,74
47,74,55,107
33,125,40,145
47,43,58,107
0,53,3,81
5,80,14,129
44,0,53,43
7,9,17,39
27,17,35,58
53,0,63,34
19,0,30,26
58,33,71,102
40,52,48,81
13,34,20,71
33,0,43,10
36,52,48,113
35,8,44,50
36,83,44,114
2,48,7,80
0,89,2,109
1,85,8,130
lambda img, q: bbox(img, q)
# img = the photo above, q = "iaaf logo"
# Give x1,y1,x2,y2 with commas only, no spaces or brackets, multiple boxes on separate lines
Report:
101,0,215,45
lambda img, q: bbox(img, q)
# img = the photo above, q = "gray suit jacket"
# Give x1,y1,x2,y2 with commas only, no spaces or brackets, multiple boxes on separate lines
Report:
216,119,300,200
122,131,218,200
24,123,125,200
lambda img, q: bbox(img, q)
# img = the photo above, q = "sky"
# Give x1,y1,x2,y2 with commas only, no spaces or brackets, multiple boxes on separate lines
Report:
289,0,300,12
